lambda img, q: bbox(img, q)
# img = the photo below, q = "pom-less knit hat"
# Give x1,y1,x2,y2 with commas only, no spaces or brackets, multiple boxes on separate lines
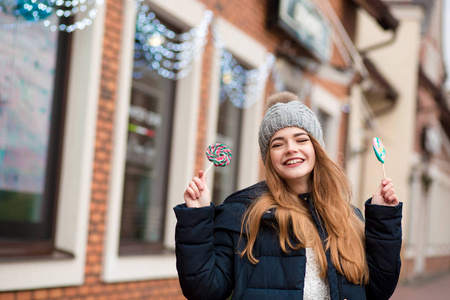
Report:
258,92,324,163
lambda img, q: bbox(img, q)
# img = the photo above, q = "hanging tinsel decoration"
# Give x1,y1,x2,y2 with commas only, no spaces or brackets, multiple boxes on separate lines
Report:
271,63,287,92
213,23,276,109
0,0,104,32
133,0,213,80
219,49,248,107
42,0,104,32
131,0,285,102
219,50,276,109
13,0,54,21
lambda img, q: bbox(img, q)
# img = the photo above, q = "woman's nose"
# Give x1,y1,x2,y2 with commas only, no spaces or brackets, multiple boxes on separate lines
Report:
285,141,298,154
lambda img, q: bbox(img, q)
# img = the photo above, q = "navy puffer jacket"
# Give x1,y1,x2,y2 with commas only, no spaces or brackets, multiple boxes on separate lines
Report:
174,181,402,300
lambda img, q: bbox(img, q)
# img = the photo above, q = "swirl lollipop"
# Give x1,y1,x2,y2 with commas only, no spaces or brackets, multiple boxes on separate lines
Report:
372,137,386,178
204,143,232,175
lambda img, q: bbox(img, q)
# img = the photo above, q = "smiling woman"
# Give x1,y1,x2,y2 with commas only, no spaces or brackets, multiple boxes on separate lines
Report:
175,91,403,300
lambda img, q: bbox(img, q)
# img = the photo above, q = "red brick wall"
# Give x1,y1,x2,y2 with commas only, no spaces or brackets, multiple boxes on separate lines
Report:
7,0,184,299
4,0,357,299
425,255,450,274
2,279,183,300
401,256,450,281
194,30,214,173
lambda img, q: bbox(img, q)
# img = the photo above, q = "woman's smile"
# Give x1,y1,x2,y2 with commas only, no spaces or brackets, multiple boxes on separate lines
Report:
283,158,305,166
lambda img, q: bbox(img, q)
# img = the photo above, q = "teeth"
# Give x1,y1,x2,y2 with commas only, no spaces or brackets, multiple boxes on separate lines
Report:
285,158,303,165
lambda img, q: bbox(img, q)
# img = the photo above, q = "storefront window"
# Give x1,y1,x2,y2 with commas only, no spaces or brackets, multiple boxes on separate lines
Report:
119,13,177,254
0,12,71,256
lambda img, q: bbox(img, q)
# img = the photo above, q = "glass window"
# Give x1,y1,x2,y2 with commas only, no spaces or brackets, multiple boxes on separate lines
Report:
0,12,71,256
212,56,247,204
213,101,243,204
119,12,178,255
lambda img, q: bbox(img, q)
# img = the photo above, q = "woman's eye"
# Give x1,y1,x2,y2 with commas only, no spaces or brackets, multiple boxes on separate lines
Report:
297,139,309,143
271,143,282,148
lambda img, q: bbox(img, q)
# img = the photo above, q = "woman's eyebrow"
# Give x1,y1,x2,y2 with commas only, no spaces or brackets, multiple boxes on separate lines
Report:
270,136,284,144
293,132,308,137
270,132,308,144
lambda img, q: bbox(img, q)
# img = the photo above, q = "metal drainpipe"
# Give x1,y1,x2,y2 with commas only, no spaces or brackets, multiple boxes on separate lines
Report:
359,30,399,116
359,30,398,55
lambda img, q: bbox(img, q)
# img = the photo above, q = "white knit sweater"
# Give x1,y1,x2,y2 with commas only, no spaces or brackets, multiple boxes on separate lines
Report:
303,248,331,300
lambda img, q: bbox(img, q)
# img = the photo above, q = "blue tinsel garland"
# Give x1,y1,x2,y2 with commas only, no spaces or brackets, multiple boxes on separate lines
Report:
0,0,54,21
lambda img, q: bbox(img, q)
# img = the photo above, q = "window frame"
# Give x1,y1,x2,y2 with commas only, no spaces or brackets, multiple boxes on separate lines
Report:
212,73,246,204
0,14,72,258
0,3,106,291
118,80,176,256
102,0,207,283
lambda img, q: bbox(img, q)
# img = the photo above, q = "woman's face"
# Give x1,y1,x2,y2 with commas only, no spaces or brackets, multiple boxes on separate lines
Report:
269,127,316,193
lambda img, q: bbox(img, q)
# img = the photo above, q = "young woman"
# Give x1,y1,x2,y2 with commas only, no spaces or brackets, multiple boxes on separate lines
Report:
174,92,402,300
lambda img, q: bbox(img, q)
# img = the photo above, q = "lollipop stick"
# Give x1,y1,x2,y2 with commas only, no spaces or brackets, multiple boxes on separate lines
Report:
203,162,214,176
381,163,386,179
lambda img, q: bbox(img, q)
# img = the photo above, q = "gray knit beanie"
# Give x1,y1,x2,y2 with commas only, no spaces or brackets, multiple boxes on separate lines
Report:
258,92,324,163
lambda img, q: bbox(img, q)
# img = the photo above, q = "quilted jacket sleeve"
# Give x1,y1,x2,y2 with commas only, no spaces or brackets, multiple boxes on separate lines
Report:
174,203,234,300
364,199,403,300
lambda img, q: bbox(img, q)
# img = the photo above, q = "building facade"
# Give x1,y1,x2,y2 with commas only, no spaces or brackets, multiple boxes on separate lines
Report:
1,0,443,299
349,0,450,280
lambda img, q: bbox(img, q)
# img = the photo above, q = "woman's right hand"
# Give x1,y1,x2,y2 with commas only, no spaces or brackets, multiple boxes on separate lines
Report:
183,170,211,208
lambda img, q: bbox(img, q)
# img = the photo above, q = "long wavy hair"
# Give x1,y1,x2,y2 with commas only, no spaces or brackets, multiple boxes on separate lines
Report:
240,134,369,285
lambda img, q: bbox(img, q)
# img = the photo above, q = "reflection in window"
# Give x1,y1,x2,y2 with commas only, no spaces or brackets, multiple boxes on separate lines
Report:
0,12,70,256
119,12,177,254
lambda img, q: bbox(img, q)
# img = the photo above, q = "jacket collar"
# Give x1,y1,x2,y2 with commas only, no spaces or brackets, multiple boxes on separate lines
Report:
298,192,310,202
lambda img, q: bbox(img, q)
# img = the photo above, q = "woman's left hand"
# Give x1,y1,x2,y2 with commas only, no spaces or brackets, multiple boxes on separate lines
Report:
371,177,399,206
